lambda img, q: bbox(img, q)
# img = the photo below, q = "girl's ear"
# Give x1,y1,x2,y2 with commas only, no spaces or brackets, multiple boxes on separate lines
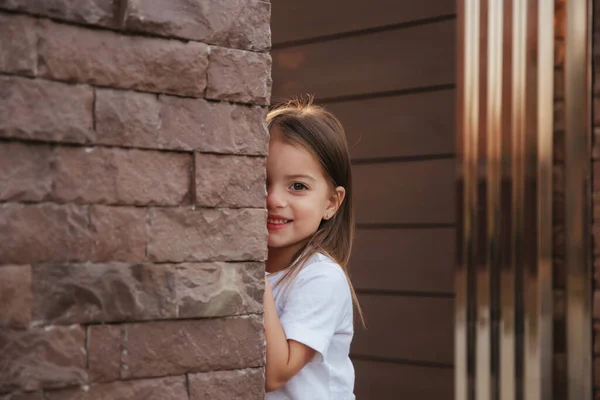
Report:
324,186,346,220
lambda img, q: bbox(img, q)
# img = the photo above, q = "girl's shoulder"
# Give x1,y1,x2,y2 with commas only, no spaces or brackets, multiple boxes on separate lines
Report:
298,252,349,286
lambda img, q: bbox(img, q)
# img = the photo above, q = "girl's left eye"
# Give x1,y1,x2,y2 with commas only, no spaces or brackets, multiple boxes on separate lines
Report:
290,182,308,191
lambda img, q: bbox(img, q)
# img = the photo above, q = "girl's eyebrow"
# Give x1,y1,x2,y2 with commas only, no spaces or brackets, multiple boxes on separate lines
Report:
285,174,316,182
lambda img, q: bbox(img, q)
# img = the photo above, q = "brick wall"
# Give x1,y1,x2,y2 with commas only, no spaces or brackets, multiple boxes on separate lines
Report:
0,1,271,398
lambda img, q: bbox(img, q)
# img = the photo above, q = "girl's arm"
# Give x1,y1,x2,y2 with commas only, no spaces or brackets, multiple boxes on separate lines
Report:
264,277,316,392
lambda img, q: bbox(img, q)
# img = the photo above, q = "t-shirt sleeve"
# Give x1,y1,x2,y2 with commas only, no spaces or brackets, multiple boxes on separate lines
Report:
278,264,351,358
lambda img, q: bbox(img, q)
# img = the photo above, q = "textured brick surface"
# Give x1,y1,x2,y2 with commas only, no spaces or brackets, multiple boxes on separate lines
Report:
95,89,161,149
0,204,92,264
0,142,53,202
0,265,32,328
45,376,188,400
95,90,269,155
126,0,271,51
0,76,94,144
148,208,267,262
31,263,177,325
196,154,266,207
0,326,87,392
0,13,37,75
38,20,209,97
0,0,115,27
52,147,191,206
189,368,264,400
0,0,271,395
1,392,46,400
159,96,269,154
88,324,124,382
90,206,148,262
122,316,264,378
207,47,272,105
176,262,264,318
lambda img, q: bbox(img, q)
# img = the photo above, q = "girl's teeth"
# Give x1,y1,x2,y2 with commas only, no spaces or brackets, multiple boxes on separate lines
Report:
268,219,289,225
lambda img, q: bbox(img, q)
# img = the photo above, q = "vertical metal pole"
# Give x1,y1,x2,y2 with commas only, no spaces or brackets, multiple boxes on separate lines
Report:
565,0,593,399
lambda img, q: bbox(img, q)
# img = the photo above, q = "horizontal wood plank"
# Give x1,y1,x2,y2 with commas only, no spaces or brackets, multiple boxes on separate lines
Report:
353,159,456,224
353,359,453,399
271,20,456,101
326,89,455,159
350,228,455,293
271,0,455,45
352,295,454,363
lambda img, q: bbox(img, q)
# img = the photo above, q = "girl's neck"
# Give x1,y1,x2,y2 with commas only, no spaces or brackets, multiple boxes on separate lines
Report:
266,241,307,273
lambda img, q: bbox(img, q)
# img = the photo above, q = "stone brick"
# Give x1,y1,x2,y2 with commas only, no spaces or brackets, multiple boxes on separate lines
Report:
0,13,37,75
176,262,264,318
207,47,272,106
0,0,115,28
0,204,92,264
87,324,124,382
90,206,147,262
123,315,264,378
31,263,177,325
94,89,160,149
0,265,32,328
196,154,266,207
0,391,45,400
0,142,53,202
189,368,264,400
38,20,209,97
125,0,271,52
0,326,87,392
159,95,268,155
148,208,267,262
0,76,94,144
45,376,187,400
52,147,191,206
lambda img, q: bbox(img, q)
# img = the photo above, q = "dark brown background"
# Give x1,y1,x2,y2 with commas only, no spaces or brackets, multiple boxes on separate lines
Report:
271,1,456,398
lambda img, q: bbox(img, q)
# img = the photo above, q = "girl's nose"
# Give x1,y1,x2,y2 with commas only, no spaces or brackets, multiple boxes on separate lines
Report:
267,186,286,209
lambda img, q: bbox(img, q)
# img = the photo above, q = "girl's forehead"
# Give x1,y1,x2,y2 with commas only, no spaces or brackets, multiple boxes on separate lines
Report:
267,136,323,177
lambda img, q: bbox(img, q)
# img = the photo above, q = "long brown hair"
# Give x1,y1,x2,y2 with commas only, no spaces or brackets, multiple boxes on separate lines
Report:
267,98,365,327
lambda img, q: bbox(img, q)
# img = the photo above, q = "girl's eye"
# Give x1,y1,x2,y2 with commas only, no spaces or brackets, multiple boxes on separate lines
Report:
290,182,308,191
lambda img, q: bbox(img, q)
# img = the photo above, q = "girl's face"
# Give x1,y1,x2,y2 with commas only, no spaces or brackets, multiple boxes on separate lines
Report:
266,129,338,252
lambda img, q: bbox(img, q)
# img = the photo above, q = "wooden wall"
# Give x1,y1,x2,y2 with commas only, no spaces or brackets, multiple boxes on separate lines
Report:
271,1,456,398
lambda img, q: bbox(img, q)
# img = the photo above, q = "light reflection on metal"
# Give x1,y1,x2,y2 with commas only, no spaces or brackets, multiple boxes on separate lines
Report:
456,0,480,399
522,0,554,399
457,0,555,398
565,0,592,399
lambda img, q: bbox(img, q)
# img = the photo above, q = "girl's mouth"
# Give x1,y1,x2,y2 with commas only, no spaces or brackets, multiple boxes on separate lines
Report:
267,218,292,230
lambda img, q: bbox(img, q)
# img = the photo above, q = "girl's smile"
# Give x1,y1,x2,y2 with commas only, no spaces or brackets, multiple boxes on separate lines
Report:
267,214,293,230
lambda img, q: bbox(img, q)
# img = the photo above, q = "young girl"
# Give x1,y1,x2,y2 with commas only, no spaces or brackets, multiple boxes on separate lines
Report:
264,99,363,400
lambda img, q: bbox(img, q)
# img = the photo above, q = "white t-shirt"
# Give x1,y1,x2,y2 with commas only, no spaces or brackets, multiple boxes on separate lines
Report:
266,253,355,400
